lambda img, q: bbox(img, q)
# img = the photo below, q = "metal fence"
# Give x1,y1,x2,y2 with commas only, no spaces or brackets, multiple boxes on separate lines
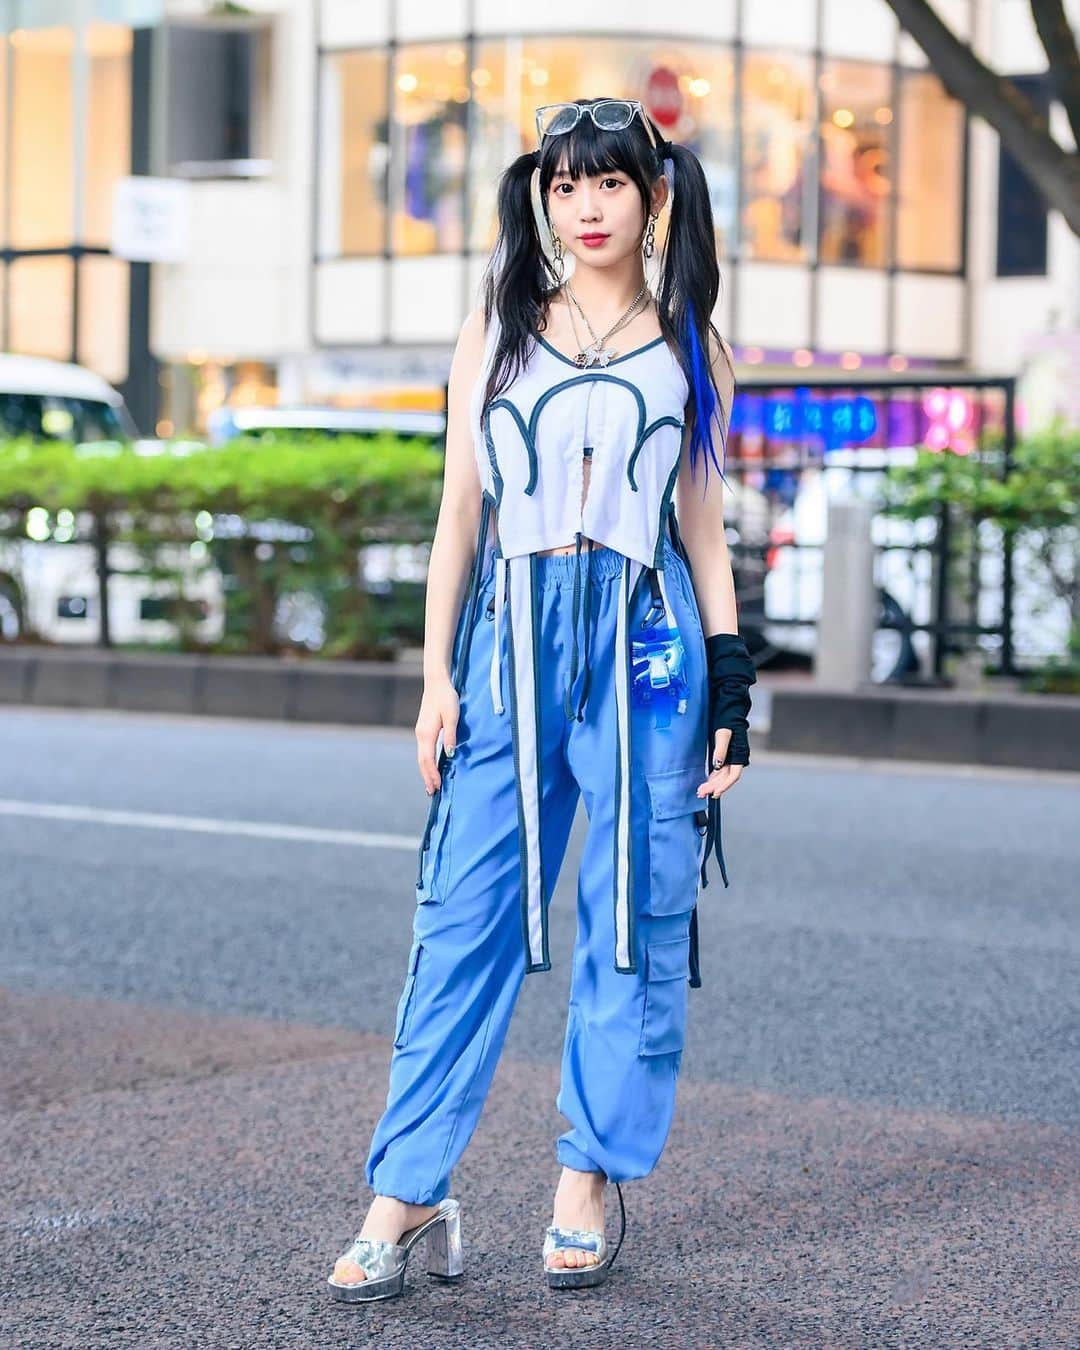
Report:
721,374,1019,681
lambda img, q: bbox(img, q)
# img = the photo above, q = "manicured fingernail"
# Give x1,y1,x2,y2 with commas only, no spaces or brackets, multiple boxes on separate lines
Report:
446,745,456,757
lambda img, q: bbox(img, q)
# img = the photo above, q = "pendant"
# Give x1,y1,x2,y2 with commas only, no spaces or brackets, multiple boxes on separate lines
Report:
574,344,617,368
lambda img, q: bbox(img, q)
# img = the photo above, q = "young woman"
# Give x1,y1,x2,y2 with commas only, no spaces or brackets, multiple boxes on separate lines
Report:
327,97,756,1302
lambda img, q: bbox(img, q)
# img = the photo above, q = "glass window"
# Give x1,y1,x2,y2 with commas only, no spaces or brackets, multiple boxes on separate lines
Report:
818,60,891,267
391,43,469,255
896,71,963,271
996,75,1049,278
9,256,74,361
83,24,132,247
742,51,815,262
0,39,7,248
468,39,737,260
317,49,389,257
77,255,130,385
165,20,273,174
11,27,74,249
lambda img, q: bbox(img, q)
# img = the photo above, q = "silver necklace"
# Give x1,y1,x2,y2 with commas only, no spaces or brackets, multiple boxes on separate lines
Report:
562,279,651,367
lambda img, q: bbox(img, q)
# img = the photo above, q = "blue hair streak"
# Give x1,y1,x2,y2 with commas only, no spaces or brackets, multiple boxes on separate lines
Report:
681,299,729,490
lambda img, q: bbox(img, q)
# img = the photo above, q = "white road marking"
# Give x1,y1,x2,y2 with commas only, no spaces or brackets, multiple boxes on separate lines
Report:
0,798,416,850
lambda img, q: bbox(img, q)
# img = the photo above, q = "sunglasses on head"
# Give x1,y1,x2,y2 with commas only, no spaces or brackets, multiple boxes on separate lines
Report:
534,99,662,154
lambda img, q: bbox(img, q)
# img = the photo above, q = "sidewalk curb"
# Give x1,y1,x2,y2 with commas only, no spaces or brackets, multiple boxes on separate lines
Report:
768,685,1080,773
0,646,424,727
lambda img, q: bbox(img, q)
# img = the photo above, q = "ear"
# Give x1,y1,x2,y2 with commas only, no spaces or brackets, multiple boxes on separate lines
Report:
650,174,670,215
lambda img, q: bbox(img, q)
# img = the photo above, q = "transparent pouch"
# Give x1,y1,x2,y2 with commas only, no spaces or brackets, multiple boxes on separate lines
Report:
631,623,690,727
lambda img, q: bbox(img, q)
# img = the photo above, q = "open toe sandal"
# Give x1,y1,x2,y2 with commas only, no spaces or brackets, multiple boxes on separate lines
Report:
327,1197,464,1303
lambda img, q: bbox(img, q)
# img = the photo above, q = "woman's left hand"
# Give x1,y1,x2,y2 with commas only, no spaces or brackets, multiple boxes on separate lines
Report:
696,728,745,799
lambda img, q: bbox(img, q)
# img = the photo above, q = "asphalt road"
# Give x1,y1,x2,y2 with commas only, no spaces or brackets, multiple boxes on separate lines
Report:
2,705,1077,1349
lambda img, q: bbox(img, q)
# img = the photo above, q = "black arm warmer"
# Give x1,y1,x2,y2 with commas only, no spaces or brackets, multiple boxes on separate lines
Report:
704,632,757,766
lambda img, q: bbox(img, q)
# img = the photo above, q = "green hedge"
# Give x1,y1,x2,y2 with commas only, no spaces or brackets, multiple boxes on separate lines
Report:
0,432,444,658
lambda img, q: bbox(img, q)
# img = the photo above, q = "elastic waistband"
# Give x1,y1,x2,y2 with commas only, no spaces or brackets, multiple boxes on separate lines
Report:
485,537,679,591
534,543,626,588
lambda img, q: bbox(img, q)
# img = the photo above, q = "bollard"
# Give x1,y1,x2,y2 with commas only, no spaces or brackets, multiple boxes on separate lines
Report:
815,496,875,690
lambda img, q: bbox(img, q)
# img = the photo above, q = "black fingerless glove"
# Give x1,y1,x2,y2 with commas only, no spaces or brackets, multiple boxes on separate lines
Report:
704,632,757,766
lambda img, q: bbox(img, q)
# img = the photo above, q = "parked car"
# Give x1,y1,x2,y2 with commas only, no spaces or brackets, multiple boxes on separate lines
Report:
206,404,446,446
0,356,220,646
0,353,139,443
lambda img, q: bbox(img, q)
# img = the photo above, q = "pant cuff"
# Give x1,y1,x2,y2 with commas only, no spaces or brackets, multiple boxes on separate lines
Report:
366,1169,452,1206
555,1137,607,1177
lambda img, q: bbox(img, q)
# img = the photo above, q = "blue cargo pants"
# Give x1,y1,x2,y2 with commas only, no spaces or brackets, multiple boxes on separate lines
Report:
364,536,709,1205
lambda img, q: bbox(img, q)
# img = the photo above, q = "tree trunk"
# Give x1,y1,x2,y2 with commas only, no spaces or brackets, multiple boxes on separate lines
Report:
881,0,1080,237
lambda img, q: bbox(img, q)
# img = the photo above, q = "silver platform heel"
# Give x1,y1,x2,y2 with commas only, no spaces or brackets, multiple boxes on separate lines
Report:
327,1197,464,1303
542,1180,626,1289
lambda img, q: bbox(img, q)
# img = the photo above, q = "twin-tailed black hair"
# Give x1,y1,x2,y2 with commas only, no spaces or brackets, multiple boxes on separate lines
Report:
478,96,732,488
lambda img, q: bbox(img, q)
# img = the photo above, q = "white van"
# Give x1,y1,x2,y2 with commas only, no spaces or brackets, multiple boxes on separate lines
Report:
0,355,223,646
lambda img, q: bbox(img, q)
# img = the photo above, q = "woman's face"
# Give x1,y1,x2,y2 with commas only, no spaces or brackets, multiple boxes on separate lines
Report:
546,155,668,272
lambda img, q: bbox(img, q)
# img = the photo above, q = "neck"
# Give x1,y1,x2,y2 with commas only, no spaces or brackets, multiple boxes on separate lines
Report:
563,255,648,318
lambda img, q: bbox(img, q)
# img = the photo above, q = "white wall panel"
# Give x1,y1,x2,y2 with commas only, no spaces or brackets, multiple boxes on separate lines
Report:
816,267,889,352
391,256,466,342
314,258,386,345
734,262,811,350
152,180,305,359
742,1,816,51
991,0,1047,74
473,0,735,40
822,0,896,61
320,0,391,49
894,273,965,360
395,0,469,41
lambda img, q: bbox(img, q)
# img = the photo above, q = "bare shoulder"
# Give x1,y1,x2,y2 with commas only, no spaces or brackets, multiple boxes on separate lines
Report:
459,304,487,349
450,305,487,379
707,330,736,412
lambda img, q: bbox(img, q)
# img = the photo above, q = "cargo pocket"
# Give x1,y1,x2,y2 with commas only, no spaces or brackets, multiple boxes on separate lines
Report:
644,764,708,916
638,934,690,1056
414,751,457,905
392,939,424,1049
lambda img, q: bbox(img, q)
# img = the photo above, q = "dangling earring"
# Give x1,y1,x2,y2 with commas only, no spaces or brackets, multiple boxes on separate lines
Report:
550,229,565,283
643,212,658,260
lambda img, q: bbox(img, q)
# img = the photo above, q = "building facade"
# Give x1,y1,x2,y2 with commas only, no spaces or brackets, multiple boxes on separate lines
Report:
1,0,1077,433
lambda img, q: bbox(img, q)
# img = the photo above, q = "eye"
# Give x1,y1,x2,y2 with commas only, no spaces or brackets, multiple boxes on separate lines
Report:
602,177,623,189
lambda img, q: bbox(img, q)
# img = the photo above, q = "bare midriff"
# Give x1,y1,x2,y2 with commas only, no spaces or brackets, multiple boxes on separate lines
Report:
534,452,599,556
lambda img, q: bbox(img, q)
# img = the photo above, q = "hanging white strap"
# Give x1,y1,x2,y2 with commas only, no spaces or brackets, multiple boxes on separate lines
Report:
489,554,507,715
613,555,644,973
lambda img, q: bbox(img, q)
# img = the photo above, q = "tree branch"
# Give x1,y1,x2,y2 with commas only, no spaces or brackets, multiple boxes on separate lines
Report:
1030,0,1080,150
881,0,1080,237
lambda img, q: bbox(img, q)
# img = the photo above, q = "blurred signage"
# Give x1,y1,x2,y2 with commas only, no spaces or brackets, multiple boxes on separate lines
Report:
112,176,191,262
731,392,879,450
731,388,991,453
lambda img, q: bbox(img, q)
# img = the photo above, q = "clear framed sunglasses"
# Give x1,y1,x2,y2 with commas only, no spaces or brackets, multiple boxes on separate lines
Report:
534,99,659,153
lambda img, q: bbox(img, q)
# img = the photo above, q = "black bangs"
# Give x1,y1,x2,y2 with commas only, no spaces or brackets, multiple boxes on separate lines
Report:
536,110,653,198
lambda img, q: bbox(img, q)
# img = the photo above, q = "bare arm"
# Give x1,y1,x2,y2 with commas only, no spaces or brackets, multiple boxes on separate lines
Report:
674,334,738,638
415,305,486,794
673,335,747,795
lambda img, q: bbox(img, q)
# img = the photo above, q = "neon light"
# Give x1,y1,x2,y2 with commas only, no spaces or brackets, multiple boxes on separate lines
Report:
922,389,974,454
730,391,879,450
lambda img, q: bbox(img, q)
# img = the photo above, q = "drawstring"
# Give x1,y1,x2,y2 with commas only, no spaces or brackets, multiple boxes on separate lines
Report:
562,533,594,722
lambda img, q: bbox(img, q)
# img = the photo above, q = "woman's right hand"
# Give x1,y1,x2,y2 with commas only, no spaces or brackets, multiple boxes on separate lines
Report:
416,675,460,795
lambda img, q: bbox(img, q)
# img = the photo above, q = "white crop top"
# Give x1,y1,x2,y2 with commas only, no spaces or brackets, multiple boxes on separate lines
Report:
469,309,691,570
453,303,715,985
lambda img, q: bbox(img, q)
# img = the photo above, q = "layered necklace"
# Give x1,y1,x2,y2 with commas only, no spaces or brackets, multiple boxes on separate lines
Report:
561,278,652,368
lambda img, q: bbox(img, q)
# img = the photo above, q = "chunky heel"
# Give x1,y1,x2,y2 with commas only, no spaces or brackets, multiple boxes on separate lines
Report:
327,1197,465,1303
425,1199,465,1279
